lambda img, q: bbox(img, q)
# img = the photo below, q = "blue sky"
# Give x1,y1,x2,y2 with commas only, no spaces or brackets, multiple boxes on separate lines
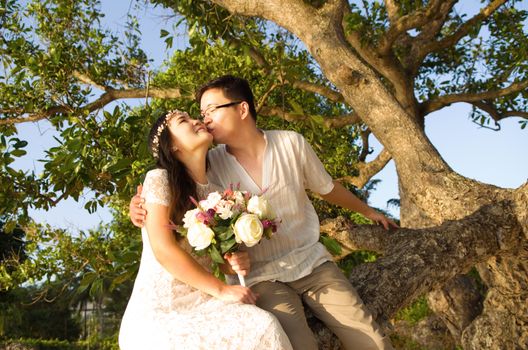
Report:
12,1,528,230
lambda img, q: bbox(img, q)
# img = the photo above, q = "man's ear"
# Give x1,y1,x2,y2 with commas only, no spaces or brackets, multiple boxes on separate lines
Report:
239,101,251,120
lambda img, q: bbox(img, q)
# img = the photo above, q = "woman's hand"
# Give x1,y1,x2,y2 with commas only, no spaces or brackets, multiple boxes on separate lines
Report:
216,284,258,304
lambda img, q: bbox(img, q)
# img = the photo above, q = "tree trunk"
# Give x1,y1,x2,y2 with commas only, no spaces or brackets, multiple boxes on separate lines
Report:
427,275,484,341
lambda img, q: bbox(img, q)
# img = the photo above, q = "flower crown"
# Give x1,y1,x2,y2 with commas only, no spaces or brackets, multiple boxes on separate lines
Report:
151,110,183,159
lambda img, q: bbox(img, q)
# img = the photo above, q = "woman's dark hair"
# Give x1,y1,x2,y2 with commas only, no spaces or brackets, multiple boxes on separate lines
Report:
148,111,197,225
196,75,257,122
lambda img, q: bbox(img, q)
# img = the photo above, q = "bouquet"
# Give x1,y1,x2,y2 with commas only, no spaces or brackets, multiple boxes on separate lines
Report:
179,185,280,286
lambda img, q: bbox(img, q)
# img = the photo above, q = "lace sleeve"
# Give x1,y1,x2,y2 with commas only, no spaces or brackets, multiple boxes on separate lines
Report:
142,169,170,206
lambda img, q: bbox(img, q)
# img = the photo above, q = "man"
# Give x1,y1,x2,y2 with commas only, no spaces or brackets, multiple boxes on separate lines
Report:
131,75,397,349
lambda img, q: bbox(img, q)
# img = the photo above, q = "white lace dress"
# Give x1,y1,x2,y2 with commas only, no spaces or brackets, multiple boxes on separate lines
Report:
119,169,292,350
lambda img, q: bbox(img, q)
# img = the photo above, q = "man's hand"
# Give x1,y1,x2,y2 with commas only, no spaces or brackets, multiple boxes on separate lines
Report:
130,185,146,228
365,210,399,230
221,251,251,276
321,181,399,230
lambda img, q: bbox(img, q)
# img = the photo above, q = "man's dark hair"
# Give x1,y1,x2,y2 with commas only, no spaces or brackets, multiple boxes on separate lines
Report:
196,75,258,121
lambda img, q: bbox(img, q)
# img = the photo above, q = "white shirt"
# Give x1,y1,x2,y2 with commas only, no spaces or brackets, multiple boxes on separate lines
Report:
207,130,334,286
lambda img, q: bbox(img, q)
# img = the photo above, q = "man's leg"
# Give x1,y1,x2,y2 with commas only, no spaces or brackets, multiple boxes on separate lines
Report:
252,280,318,350
289,262,394,350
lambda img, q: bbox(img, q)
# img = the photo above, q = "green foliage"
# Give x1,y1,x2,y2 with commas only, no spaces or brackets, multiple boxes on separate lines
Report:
389,333,428,350
1,0,151,222
341,1,528,128
41,105,153,212
395,296,432,326
467,266,487,298
0,285,81,341
0,337,118,350
0,221,28,290
338,250,378,278
319,235,342,256
344,1,389,46
415,2,528,126
1,338,76,350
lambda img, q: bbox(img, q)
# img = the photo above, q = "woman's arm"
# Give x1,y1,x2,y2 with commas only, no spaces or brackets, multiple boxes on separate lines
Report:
144,201,257,304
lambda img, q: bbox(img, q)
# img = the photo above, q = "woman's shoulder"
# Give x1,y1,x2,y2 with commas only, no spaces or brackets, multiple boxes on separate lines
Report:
142,168,170,205
143,168,169,191
144,168,168,181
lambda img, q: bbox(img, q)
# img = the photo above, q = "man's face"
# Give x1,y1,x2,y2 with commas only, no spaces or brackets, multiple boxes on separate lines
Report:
200,88,241,145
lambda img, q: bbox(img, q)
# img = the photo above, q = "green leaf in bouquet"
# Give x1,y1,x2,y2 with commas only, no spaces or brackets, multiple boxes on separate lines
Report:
215,217,228,225
211,263,225,281
263,227,273,240
220,237,237,254
216,226,234,241
193,248,207,256
209,244,225,264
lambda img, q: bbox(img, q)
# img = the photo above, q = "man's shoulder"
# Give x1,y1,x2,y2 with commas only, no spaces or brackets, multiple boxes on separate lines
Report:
265,129,305,144
207,144,226,159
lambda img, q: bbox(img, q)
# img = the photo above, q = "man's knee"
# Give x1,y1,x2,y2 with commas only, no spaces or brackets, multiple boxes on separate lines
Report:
252,281,318,350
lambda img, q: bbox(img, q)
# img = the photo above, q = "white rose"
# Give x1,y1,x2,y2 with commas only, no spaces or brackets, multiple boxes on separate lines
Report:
186,222,214,250
216,200,234,220
233,191,246,206
233,214,263,247
182,208,201,229
199,191,222,211
247,195,273,219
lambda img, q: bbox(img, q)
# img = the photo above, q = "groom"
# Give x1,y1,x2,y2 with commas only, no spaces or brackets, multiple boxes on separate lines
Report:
131,75,397,349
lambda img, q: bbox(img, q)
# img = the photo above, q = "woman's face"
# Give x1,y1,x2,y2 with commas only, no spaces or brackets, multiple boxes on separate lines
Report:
167,112,212,154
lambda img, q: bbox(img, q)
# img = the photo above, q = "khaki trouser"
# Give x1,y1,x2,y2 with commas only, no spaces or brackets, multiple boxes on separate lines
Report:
252,262,394,350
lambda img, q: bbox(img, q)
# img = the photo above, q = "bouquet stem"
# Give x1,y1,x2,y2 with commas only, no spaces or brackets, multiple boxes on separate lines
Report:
237,273,246,287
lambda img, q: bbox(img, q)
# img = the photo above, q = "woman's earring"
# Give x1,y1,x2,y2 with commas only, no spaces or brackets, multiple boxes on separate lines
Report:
172,147,179,152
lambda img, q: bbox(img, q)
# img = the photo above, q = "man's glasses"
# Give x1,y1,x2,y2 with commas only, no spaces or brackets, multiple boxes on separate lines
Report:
200,101,243,120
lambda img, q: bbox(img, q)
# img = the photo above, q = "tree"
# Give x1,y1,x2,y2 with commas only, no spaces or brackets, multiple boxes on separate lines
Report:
1,0,527,348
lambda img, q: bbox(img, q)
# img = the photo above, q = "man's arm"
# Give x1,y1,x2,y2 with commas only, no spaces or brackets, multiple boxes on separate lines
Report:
320,181,399,230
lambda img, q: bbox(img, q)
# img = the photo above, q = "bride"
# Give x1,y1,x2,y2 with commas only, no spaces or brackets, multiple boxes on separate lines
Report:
119,110,292,350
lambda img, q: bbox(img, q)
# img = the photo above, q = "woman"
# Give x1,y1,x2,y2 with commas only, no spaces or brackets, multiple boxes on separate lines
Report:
119,110,292,350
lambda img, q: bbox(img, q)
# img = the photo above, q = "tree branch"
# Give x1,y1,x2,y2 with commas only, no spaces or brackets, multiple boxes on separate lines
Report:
413,0,457,43
259,105,361,127
256,82,279,113
247,45,272,73
383,0,401,23
358,127,372,162
291,80,345,103
472,101,528,131
413,0,507,68
336,148,391,189
229,38,346,104
73,71,107,91
321,200,524,325
378,0,445,55
0,87,182,125
420,79,528,115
